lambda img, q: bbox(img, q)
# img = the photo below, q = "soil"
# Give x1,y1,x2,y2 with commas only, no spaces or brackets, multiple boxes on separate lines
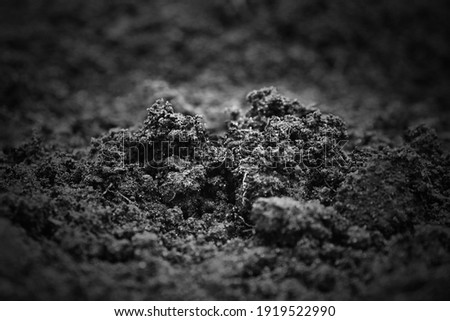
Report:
1,0,450,300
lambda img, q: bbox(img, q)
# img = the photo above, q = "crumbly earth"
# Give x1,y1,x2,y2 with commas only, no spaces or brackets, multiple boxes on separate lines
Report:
1,0,450,300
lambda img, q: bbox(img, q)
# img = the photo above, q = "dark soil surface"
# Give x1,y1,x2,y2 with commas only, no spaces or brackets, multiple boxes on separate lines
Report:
1,0,450,300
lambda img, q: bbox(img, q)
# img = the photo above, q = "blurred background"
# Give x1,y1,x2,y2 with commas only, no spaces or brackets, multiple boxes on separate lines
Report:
1,0,449,148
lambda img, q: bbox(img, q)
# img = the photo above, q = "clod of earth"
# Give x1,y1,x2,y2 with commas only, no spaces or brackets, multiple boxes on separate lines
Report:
1,88,449,300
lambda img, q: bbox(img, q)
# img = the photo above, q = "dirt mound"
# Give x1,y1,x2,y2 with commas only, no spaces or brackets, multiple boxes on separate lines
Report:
1,88,449,299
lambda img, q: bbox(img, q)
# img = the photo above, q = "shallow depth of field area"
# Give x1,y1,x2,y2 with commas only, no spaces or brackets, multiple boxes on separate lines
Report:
1,0,450,300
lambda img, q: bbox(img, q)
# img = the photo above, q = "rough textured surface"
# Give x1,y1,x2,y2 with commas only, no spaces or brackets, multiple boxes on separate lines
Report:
1,0,450,300
1,88,450,300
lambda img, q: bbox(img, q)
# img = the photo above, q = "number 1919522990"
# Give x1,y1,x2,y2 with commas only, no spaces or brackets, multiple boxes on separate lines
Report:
256,305,335,317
